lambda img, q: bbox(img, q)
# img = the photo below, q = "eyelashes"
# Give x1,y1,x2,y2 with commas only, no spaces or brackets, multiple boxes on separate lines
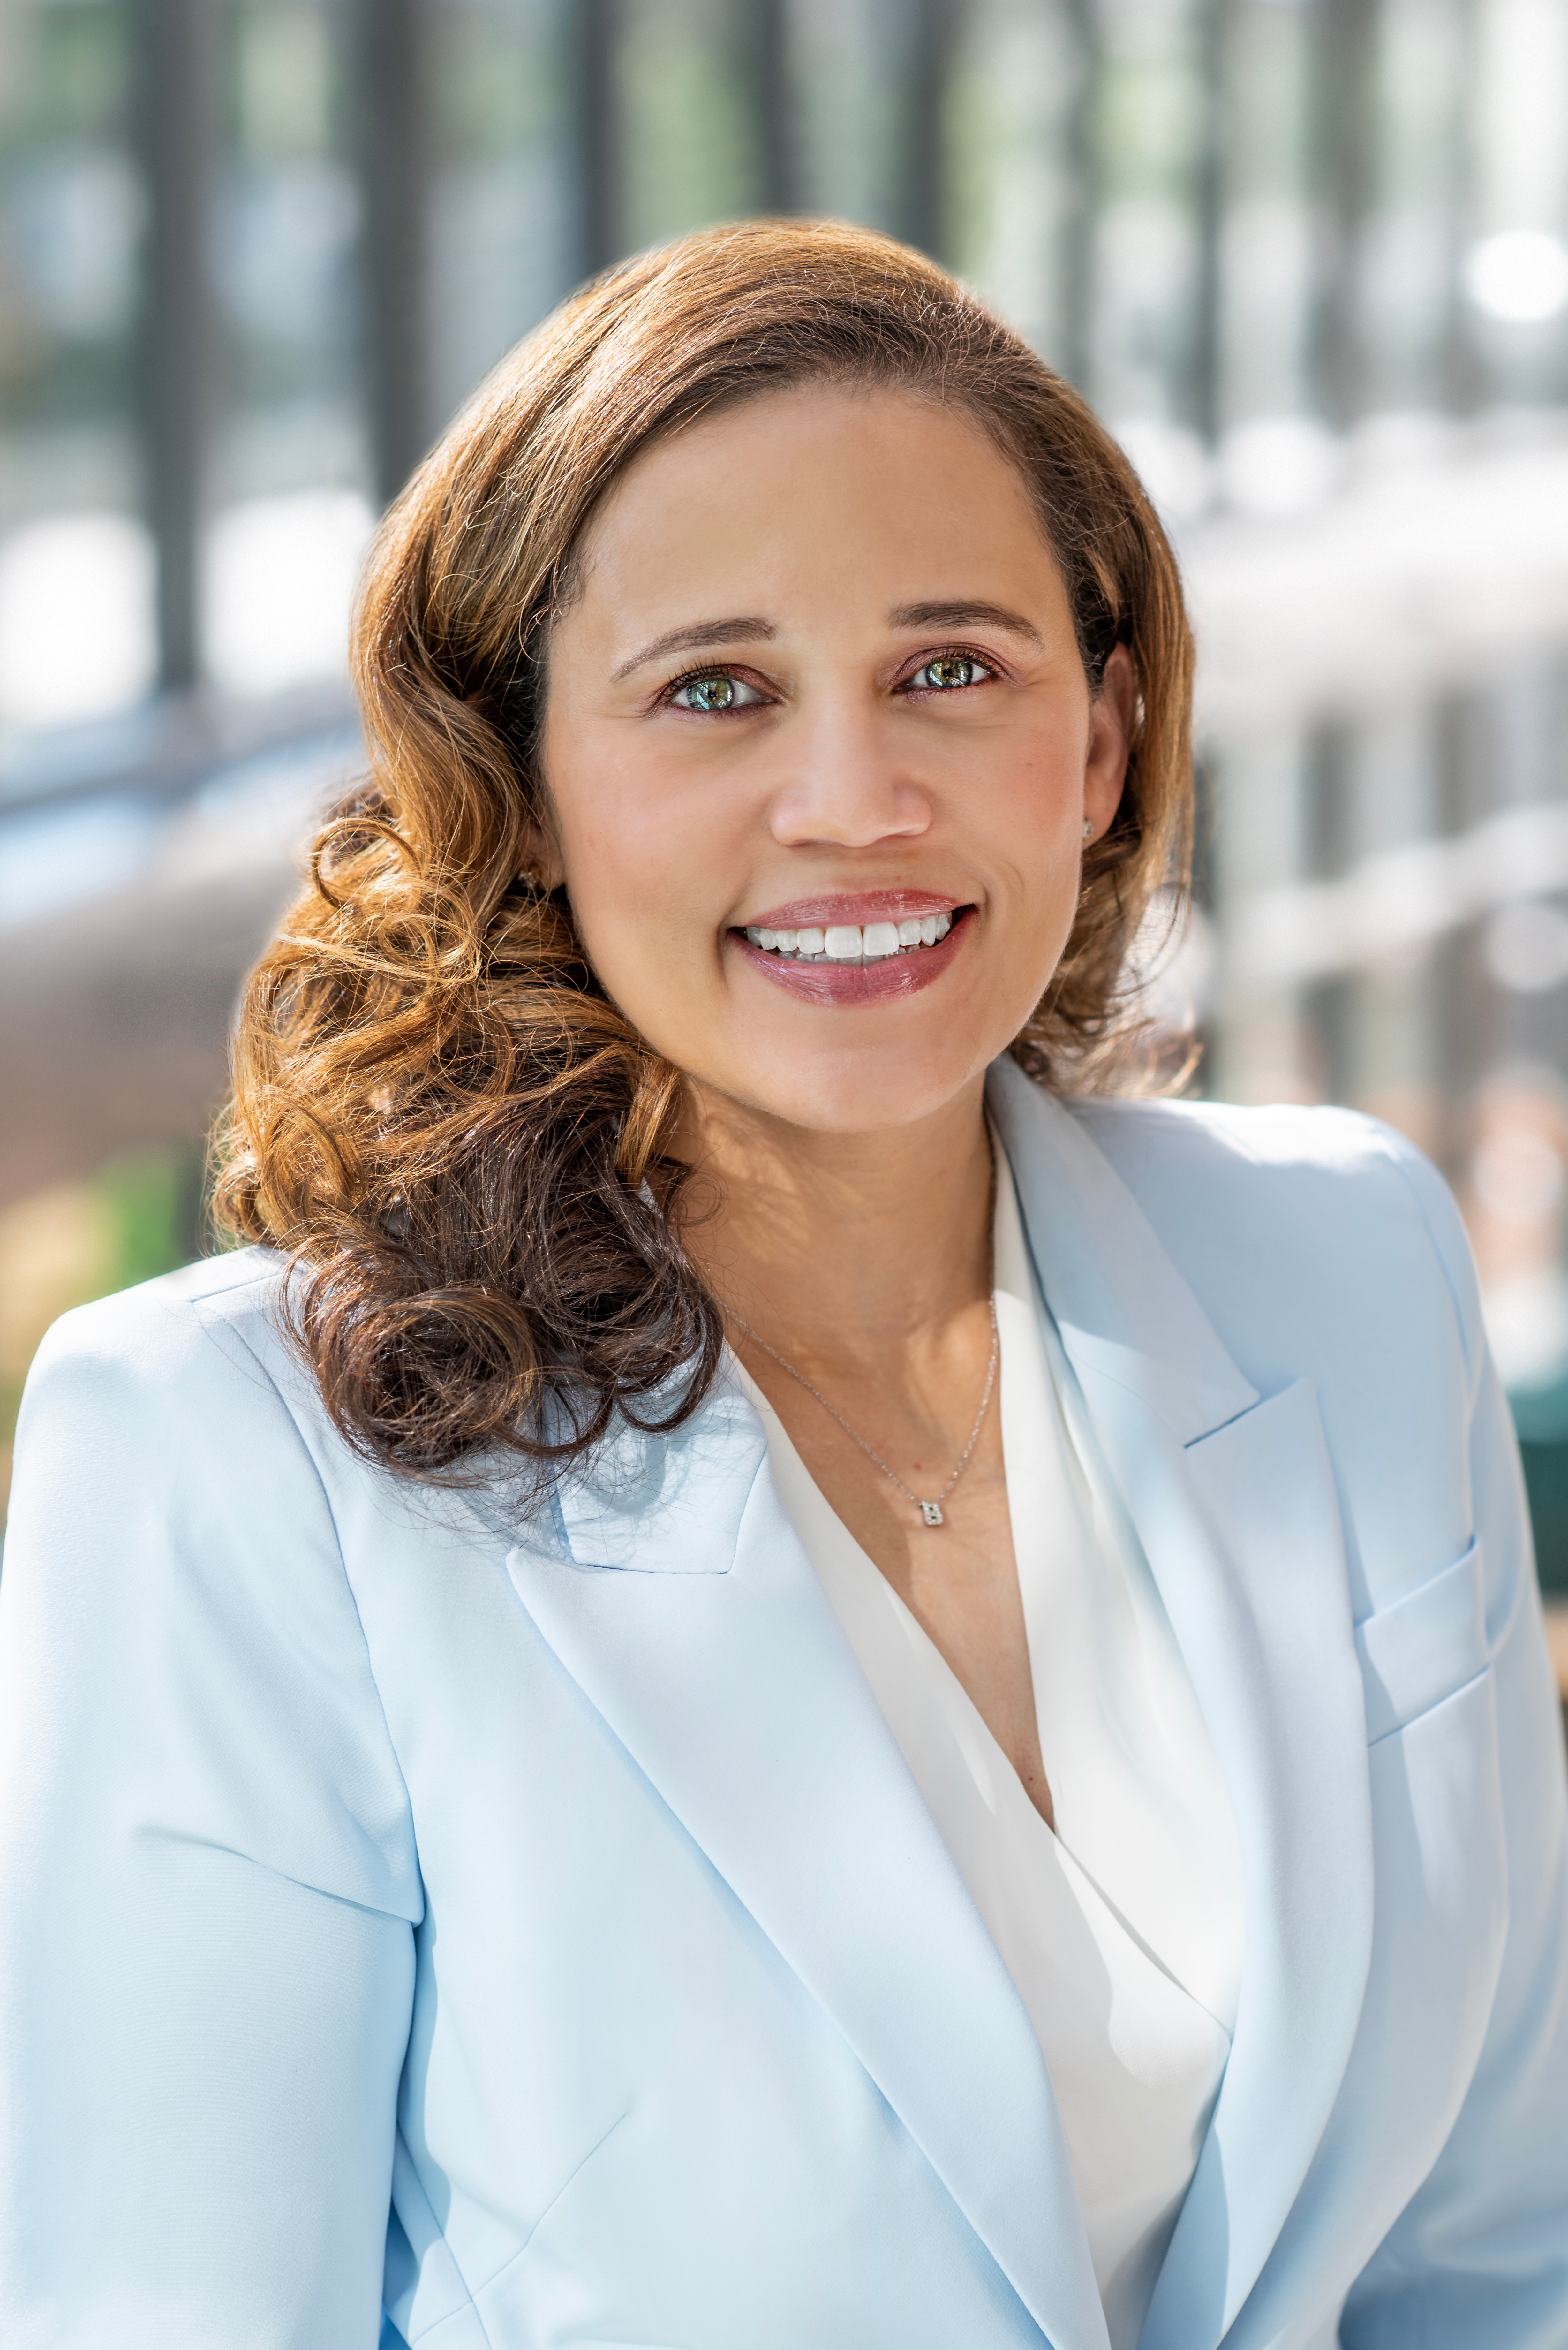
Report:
657,664,773,715
903,650,998,695
657,645,1002,713
667,672,769,714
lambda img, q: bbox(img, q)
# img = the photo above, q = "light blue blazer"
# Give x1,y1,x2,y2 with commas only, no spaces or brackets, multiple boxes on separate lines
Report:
2,1058,1565,2350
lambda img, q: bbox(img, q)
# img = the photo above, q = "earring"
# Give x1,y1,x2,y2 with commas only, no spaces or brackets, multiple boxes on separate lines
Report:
1082,821,1094,841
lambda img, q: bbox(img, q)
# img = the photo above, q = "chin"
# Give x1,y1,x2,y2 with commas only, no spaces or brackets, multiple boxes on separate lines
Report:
722,1039,1001,1137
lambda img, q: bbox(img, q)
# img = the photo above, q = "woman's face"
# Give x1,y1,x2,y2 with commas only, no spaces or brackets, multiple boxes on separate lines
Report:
538,383,1132,1137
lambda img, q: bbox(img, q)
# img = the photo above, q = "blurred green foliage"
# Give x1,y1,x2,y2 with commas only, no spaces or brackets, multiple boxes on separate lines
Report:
96,1147,203,1292
1513,1378,1568,1597
0,1144,205,1523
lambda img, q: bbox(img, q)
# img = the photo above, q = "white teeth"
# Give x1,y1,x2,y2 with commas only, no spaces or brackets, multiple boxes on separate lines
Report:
744,912,958,958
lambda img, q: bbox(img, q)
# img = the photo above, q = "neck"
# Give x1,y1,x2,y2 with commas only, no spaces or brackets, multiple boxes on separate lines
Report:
676,1073,995,1376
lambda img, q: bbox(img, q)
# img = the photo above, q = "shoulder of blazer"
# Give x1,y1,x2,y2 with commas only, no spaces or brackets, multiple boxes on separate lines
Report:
1062,1093,1480,1380
19,1247,385,1546
11,1252,426,1927
19,1245,378,1494
1068,1090,1429,1201
25,1244,297,1425
1045,1090,1487,1621
23,1246,563,1567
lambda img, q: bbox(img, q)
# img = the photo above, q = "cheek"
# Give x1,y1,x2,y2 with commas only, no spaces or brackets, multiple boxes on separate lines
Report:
976,740,1091,1014
991,735,1086,882
549,739,743,1022
553,745,696,922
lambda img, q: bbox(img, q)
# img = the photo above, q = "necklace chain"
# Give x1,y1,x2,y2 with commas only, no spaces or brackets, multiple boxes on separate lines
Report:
728,1296,1000,1529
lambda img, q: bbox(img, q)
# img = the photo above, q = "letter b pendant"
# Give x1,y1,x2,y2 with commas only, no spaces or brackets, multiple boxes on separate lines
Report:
920,1500,944,1527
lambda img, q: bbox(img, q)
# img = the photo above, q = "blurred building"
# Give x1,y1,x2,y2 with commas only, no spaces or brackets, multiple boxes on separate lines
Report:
2,0,1568,1617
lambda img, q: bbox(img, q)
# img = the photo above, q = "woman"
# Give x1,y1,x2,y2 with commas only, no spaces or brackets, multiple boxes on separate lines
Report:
2,221,1564,2350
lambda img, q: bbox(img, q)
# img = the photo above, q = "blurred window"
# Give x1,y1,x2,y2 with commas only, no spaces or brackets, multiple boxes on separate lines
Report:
207,0,373,699
0,0,149,736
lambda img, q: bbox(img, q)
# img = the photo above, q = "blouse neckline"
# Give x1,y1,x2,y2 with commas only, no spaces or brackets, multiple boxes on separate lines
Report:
730,1143,1247,2350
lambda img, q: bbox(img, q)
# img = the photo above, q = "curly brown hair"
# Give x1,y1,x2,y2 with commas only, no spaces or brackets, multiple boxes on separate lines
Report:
214,218,1195,1485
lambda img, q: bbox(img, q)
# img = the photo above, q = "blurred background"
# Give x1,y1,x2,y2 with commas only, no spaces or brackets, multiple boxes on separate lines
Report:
2,0,1566,1674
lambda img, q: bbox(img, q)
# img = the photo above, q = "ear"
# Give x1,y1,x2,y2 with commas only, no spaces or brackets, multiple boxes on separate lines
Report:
1082,642,1135,843
515,820,565,892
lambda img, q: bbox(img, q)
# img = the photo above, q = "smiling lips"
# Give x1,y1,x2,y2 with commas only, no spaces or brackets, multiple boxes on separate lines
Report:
731,897,970,1004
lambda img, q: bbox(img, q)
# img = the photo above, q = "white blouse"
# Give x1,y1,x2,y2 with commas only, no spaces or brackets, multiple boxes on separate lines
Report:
736,1157,1246,2350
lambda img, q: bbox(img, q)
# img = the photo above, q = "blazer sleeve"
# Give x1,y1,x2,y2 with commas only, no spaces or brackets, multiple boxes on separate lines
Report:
1341,1139,1568,2350
0,1272,422,2350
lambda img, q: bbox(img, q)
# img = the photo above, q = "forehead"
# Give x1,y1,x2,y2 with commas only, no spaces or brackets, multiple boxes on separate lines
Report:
567,381,1063,625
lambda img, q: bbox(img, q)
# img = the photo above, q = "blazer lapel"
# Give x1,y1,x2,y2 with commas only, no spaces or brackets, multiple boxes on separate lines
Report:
987,1058,1376,2350
504,1380,1108,2350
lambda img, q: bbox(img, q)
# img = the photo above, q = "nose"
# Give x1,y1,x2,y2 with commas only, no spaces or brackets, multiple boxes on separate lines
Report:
767,700,932,850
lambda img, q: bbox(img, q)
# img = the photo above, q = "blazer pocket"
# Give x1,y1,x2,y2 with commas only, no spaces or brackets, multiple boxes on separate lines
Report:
1354,1538,1487,1746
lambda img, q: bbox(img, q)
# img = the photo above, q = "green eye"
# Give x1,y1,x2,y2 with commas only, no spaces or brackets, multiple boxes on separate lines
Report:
675,674,736,711
918,656,976,691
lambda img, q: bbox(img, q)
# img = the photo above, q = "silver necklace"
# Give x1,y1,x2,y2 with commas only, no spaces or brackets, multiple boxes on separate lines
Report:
729,1297,1000,1528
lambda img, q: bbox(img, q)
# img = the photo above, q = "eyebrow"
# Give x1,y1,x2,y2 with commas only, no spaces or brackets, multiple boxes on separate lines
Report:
612,617,776,682
888,599,1044,644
